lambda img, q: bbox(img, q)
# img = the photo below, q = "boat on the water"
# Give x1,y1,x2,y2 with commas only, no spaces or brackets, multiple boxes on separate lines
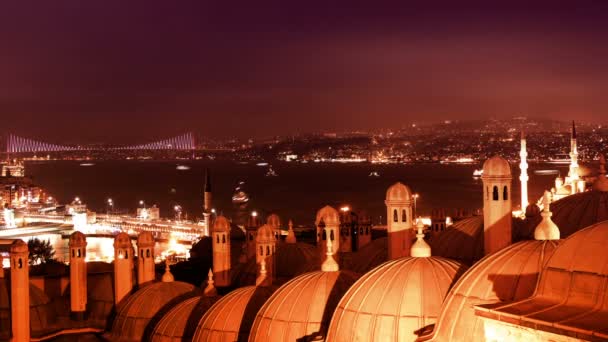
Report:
232,182,250,204
79,163,95,167
534,169,559,175
265,165,278,177
176,165,190,171
547,154,571,164
369,171,380,177
473,169,483,177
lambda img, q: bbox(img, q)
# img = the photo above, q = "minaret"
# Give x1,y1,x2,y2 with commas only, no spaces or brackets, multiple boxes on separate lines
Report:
519,131,529,212
285,220,297,244
482,156,513,255
69,232,87,320
534,191,560,240
384,182,414,259
256,258,271,287
410,219,431,257
161,259,174,282
10,240,29,342
266,214,281,241
321,231,339,272
315,206,341,262
113,232,134,305
568,121,580,190
256,224,276,284
202,169,212,237
212,215,231,287
137,232,155,286
203,269,218,296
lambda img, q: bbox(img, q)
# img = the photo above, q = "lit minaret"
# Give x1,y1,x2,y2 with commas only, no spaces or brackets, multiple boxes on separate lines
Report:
202,169,212,237
519,131,529,212
568,121,579,189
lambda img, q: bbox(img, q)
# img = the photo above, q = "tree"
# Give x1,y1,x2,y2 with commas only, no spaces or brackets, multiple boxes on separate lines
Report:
27,238,55,265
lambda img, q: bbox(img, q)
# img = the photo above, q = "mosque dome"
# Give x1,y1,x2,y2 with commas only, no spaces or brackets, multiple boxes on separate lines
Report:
0,280,56,339
109,281,197,341
249,270,359,342
193,285,275,342
256,224,275,244
385,182,412,202
150,295,219,341
327,257,466,342
213,215,231,232
349,237,387,274
429,216,484,265
522,190,608,239
423,240,559,342
482,156,511,178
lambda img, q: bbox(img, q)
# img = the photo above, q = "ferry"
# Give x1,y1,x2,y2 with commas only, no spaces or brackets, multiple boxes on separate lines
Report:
79,163,95,167
547,154,571,165
369,171,380,177
534,169,559,175
473,169,483,177
176,165,190,171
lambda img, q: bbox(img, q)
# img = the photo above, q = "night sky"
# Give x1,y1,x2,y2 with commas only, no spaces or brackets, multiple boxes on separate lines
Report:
1,1,608,143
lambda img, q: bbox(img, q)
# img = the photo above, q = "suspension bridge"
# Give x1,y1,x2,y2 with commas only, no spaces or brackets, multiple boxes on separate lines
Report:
4,132,196,153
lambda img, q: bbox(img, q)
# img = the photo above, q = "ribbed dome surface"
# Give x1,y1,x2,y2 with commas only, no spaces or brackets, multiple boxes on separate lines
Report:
482,155,511,177
385,182,412,201
522,190,608,239
429,216,484,265
151,295,219,342
249,270,359,342
349,237,387,274
193,285,275,342
328,257,465,342
426,240,559,342
110,281,196,341
0,280,56,339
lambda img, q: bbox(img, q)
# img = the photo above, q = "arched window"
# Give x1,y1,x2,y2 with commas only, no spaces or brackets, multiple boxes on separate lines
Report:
503,186,508,200
216,235,219,243
493,186,499,201
72,250,75,258
365,227,369,234
401,209,407,222
222,234,226,243
393,209,398,222
18,258,22,269
125,251,128,259
249,233,253,241
322,229,327,240
77,249,81,258
330,230,335,241
266,246,270,255
259,246,263,256
486,186,490,200
146,249,150,258
140,249,143,258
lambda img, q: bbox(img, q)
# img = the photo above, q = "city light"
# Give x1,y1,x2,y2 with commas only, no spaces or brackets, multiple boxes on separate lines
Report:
251,211,258,217
340,206,350,212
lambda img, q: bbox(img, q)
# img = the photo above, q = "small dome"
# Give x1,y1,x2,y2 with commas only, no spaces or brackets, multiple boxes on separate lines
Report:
0,280,56,340
69,231,87,247
429,216,484,265
213,215,230,232
193,286,275,342
482,156,511,178
266,214,281,229
109,281,196,341
249,270,359,342
424,240,559,341
327,257,466,342
349,237,387,274
523,190,608,239
10,239,28,253
137,231,154,247
385,182,412,202
150,295,219,341
256,224,275,244
114,232,131,248
316,205,340,225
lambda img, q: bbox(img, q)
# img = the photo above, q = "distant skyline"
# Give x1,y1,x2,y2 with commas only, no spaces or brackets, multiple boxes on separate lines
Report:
1,1,608,143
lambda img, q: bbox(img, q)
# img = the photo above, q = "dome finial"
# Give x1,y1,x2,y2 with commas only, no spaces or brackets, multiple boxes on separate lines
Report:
256,258,271,287
534,191,560,240
286,219,296,243
161,258,174,282
321,235,339,272
204,268,218,297
411,218,431,257
593,154,608,191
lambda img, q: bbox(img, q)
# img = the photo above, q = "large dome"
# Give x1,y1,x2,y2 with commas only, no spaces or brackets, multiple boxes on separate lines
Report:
193,286,275,342
327,257,465,342
249,270,359,342
482,156,511,178
0,280,56,339
150,295,219,342
109,281,196,341
474,220,608,340
423,240,559,342
429,216,484,265
522,190,608,239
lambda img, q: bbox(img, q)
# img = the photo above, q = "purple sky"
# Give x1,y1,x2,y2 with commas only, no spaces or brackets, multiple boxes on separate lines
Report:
1,1,608,143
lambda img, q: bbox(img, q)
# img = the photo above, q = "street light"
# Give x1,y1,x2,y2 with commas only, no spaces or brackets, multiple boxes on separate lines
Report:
413,193,420,219
340,206,350,212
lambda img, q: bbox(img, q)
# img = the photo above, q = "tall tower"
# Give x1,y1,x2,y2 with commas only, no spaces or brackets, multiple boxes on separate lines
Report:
482,156,513,255
266,214,281,241
202,169,212,237
10,240,29,342
568,121,580,188
69,232,87,320
113,232,134,305
256,224,276,284
212,215,231,287
519,131,529,211
384,182,414,259
315,205,340,262
246,212,260,259
137,232,155,286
